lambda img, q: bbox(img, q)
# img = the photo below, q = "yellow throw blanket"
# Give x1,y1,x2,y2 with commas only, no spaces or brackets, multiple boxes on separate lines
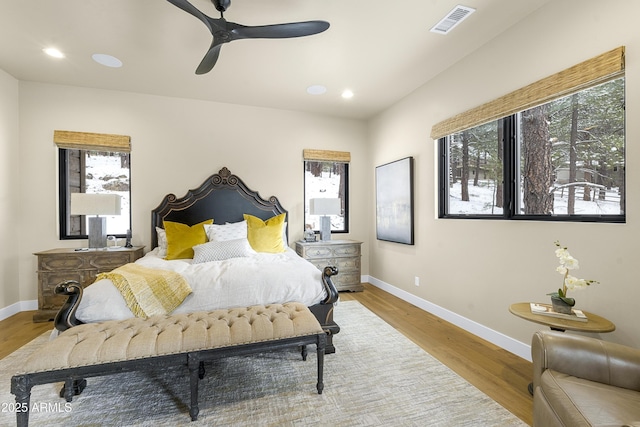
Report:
97,263,192,319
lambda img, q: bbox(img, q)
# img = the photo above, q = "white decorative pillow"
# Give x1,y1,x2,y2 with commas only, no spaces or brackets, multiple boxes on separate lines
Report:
192,238,256,263
283,222,288,246
204,220,247,242
156,227,168,257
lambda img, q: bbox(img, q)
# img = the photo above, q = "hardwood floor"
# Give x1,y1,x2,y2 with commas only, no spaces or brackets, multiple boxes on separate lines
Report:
0,311,52,360
0,283,533,426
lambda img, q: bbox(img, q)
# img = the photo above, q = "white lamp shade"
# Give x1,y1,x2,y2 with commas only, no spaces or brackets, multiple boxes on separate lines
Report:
71,193,121,216
309,198,341,216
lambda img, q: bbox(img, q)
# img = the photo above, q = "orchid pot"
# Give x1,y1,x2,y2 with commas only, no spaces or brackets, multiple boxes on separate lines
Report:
550,294,574,314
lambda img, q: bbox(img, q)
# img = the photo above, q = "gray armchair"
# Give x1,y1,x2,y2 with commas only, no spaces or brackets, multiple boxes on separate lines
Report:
532,330,640,427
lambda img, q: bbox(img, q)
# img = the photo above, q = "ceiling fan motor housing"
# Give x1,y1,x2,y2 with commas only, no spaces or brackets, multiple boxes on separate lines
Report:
213,0,231,13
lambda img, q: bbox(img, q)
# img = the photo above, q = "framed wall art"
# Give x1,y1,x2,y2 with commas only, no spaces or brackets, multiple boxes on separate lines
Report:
375,156,414,245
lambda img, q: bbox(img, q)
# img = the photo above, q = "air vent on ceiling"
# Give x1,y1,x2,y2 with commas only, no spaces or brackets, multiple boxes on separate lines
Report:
430,5,476,35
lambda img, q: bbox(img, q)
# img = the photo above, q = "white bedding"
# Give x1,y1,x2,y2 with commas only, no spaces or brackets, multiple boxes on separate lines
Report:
75,247,328,323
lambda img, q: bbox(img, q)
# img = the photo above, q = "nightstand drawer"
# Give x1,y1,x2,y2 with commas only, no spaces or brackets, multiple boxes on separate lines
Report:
331,245,361,257
296,242,361,259
89,253,133,269
38,255,86,271
333,272,361,290
302,246,333,259
307,257,360,272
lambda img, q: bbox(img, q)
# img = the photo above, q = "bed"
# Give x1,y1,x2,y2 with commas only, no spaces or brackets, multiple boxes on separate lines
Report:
54,167,340,352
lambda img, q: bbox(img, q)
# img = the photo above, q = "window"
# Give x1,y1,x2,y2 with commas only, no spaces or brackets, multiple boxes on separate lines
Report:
303,149,350,233
440,78,624,222
56,131,132,239
436,48,625,223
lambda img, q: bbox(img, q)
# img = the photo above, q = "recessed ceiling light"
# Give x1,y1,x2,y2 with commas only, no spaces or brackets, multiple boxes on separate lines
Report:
341,89,354,99
306,85,327,95
92,53,123,68
43,48,65,58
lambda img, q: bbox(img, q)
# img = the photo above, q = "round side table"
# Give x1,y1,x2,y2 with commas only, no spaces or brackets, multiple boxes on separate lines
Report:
509,302,615,395
509,302,615,333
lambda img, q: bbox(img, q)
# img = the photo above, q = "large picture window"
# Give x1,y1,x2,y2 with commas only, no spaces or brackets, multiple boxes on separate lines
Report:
436,48,625,223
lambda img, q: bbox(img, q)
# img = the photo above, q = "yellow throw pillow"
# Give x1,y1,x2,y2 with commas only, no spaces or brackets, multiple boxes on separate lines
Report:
164,219,213,260
243,213,286,253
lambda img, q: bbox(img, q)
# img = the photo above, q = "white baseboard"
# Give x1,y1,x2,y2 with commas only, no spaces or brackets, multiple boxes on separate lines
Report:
0,299,38,322
364,275,532,362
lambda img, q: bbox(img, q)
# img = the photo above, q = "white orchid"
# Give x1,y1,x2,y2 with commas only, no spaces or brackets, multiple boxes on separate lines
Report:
549,241,599,306
565,275,590,291
556,248,579,270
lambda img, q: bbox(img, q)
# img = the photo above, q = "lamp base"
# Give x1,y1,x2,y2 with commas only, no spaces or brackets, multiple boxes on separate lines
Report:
319,216,332,241
88,216,107,248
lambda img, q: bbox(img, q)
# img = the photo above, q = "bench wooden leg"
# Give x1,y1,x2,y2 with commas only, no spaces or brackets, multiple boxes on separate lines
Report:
316,333,326,395
60,378,87,402
11,375,32,427
188,353,201,421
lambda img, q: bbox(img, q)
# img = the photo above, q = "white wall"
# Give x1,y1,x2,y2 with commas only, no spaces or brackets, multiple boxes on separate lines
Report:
15,82,368,303
0,69,20,313
367,0,640,352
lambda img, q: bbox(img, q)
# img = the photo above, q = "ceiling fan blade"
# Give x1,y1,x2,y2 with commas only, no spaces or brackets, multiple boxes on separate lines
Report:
232,21,330,40
166,0,214,32
196,43,223,75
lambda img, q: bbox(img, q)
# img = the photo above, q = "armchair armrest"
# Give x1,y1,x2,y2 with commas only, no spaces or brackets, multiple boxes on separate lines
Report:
532,330,640,392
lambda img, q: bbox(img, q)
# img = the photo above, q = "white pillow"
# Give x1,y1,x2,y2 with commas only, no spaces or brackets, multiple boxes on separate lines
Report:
76,279,135,322
156,227,167,257
283,222,288,246
192,238,256,263
204,220,247,242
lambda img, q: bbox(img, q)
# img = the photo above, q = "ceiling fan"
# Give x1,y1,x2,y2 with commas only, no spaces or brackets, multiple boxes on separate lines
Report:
166,0,330,74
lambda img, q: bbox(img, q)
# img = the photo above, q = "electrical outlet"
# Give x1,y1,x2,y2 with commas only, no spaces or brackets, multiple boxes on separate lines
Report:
415,276,420,287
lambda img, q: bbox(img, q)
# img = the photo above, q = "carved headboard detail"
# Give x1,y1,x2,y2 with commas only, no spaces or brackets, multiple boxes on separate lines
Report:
150,167,288,248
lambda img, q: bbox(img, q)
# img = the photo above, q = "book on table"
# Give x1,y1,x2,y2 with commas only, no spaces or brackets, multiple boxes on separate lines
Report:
529,303,588,322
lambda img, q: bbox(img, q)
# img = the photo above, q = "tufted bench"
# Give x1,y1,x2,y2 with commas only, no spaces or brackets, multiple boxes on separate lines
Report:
11,303,326,426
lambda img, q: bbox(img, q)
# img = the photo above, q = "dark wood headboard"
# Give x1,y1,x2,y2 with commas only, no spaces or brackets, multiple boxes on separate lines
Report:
150,167,288,248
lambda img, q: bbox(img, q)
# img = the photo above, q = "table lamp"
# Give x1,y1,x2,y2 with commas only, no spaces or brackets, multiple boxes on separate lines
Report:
71,193,121,248
309,198,341,241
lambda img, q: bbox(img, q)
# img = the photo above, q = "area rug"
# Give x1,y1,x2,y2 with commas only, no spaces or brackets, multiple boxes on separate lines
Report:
0,301,526,426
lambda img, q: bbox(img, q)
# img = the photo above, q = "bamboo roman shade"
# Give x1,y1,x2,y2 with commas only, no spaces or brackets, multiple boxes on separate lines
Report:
303,149,351,163
54,130,131,153
430,46,625,140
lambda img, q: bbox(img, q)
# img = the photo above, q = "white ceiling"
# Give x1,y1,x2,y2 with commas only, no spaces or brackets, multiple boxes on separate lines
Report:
0,0,551,120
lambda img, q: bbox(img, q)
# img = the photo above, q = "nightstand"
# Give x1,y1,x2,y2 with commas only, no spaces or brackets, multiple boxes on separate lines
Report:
33,246,144,322
295,239,363,291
